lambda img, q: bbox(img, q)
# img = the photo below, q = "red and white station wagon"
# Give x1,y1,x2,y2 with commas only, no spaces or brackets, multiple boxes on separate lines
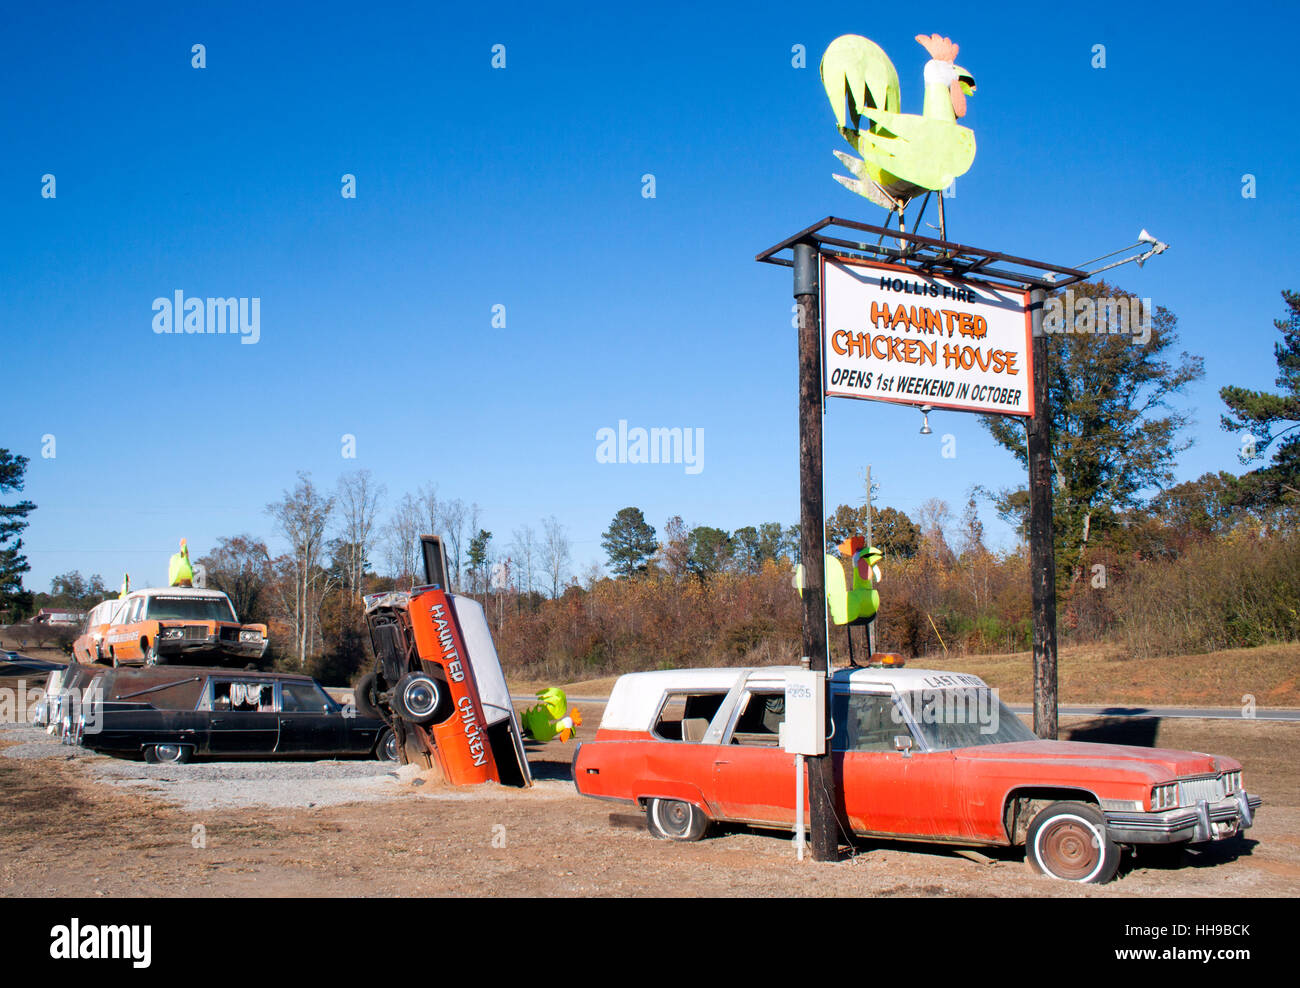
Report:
573,664,1262,883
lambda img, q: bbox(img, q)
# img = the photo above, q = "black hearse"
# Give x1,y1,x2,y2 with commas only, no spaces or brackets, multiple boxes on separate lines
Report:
76,666,396,763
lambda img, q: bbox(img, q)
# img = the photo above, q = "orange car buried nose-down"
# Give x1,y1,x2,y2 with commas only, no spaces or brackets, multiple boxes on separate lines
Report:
354,535,532,788
102,587,268,667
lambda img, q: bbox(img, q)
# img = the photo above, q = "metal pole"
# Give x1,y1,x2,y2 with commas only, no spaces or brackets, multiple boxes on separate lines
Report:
864,464,876,656
793,241,838,862
794,753,806,862
1027,288,1059,739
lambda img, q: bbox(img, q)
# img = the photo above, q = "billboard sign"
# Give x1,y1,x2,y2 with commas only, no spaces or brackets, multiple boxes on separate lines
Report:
821,256,1033,416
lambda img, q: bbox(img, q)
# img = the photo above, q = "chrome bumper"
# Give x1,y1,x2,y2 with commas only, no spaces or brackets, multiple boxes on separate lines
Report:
1104,791,1261,845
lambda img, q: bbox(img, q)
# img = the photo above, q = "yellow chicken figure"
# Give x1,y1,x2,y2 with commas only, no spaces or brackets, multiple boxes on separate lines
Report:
168,538,194,587
821,33,976,215
521,688,583,743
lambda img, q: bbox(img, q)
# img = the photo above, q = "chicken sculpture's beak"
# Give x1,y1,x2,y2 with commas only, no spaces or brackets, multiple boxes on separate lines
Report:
951,66,975,118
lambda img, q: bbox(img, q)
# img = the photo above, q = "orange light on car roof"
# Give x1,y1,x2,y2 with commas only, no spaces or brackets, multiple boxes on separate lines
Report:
875,653,906,667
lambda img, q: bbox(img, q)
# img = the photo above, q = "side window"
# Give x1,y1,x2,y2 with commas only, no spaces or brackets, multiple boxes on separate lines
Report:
129,598,144,623
652,692,726,741
281,682,332,713
729,691,785,746
832,693,911,752
210,680,275,713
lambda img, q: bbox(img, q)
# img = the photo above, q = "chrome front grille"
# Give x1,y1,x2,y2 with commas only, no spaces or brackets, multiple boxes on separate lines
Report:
182,625,208,639
1177,776,1225,804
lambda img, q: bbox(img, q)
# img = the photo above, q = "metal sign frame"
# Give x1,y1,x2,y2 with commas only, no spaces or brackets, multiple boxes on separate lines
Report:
756,216,1091,292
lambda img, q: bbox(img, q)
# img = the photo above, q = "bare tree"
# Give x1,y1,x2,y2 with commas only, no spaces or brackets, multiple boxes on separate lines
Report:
417,484,441,542
541,515,571,598
266,473,334,667
509,524,537,598
335,470,385,599
917,497,955,564
656,515,690,578
383,492,424,588
441,498,467,590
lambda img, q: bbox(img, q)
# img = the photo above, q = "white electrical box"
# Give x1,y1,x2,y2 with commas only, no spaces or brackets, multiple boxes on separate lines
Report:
780,669,825,755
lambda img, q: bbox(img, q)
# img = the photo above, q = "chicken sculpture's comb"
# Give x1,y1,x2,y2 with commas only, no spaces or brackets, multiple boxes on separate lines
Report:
915,33,959,62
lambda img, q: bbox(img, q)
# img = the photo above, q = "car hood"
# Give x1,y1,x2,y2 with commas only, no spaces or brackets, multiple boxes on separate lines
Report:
954,740,1226,782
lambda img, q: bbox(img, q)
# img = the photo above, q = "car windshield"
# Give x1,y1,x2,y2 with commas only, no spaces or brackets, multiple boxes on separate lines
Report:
897,687,1038,750
145,596,237,622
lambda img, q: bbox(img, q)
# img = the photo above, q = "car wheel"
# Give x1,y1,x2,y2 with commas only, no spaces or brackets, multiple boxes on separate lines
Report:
1026,801,1120,883
144,743,191,764
392,672,450,726
375,728,400,762
354,672,385,720
645,798,710,842
145,641,162,666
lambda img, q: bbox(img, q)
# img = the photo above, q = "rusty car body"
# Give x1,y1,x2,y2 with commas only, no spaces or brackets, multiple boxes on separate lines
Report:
573,665,1261,883
73,665,393,763
101,587,268,667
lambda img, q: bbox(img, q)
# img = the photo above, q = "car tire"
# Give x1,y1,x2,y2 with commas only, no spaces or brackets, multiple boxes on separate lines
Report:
645,798,710,842
375,727,400,762
354,672,385,720
144,743,191,765
1026,801,1120,884
392,672,451,726
145,641,163,666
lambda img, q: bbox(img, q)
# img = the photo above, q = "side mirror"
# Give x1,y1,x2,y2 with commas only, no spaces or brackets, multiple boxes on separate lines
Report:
893,735,913,757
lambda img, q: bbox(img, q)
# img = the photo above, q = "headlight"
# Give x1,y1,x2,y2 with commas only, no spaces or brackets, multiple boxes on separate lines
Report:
1151,783,1178,810
239,630,264,643
160,628,184,639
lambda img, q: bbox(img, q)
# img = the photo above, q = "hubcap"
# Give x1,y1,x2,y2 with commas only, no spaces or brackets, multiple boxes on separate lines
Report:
154,744,183,763
382,732,399,761
404,680,438,717
1039,818,1101,880
660,800,690,835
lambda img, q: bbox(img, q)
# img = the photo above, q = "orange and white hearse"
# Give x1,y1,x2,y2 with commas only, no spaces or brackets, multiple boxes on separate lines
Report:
573,662,1261,883
72,598,127,664
102,587,268,667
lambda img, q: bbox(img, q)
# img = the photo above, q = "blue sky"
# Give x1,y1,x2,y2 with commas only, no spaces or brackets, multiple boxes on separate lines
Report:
3,0,1298,592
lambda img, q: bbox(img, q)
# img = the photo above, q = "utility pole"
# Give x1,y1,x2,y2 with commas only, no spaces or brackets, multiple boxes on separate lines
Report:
864,465,877,655
793,241,838,862
1026,288,1059,740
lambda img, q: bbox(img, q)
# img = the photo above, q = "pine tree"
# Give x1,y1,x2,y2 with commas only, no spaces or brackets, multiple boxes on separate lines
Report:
1220,290,1300,506
0,449,36,618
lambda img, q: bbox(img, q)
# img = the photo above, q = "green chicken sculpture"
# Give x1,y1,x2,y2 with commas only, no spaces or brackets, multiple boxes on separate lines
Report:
821,33,976,215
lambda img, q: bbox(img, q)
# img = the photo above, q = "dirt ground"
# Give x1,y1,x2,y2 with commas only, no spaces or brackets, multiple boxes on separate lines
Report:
1,679,1296,897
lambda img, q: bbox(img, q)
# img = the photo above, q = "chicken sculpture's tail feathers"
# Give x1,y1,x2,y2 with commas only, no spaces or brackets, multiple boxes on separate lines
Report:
831,150,901,211
820,34,901,133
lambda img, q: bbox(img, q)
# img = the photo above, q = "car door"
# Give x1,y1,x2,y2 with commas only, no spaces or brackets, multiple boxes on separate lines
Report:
835,689,958,839
711,686,797,826
205,677,279,754
277,681,345,754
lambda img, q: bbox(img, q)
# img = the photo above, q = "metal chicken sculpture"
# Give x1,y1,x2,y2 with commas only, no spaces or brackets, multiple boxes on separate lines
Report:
821,33,976,217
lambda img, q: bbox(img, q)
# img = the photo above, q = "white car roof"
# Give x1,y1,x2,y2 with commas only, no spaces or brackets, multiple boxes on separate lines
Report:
125,587,230,599
601,665,992,731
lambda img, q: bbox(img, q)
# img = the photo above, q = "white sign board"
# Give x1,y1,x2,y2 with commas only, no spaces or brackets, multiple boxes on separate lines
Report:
781,670,825,756
821,256,1034,417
